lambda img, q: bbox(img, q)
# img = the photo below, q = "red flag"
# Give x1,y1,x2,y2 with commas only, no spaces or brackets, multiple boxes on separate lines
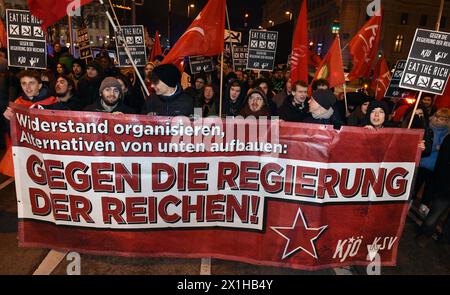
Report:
0,134,14,178
290,0,308,83
372,57,391,101
150,31,163,61
308,49,322,68
436,82,450,109
312,36,345,89
0,18,7,48
163,0,226,65
347,13,382,81
27,0,93,30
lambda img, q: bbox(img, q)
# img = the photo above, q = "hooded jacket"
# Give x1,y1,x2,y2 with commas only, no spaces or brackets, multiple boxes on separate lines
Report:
217,79,246,117
239,88,271,119
143,84,194,117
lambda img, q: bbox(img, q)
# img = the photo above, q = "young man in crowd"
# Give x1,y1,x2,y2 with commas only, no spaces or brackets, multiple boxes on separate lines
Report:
3,70,59,121
68,58,85,88
143,64,194,117
53,75,82,111
278,80,309,122
84,77,135,114
303,89,342,128
77,60,104,109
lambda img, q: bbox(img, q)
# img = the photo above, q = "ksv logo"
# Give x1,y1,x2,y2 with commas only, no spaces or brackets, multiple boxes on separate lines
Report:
67,0,82,17
367,0,381,17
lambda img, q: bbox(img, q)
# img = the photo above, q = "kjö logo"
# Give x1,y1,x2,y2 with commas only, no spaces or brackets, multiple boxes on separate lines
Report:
67,0,82,17
367,0,381,17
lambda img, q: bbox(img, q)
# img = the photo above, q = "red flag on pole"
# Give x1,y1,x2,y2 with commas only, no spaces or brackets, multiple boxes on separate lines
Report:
436,82,450,109
162,0,226,65
347,13,382,81
150,31,163,61
27,0,93,30
290,0,308,83
312,36,345,89
0,18,7,48
372,57,391,101
308,49,322,68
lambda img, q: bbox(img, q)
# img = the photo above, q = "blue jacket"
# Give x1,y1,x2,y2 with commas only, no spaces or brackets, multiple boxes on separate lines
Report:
420,124,448,171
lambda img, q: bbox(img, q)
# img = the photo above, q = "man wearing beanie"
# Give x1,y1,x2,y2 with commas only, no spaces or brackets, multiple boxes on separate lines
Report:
143,64,194,117
84,77,134,114
303,89,342,128
77,60,104,108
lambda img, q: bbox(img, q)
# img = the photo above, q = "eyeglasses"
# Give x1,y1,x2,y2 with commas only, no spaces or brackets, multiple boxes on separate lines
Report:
435,116,449,122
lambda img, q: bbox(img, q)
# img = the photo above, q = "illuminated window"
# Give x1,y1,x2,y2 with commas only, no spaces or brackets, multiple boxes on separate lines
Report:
394,35,404,53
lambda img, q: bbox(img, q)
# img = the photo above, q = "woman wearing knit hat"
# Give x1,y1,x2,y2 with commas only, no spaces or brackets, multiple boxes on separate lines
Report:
239,88,271,119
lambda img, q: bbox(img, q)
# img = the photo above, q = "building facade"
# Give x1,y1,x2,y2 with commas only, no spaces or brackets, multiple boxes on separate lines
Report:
2,0,110,47
262,0,450,69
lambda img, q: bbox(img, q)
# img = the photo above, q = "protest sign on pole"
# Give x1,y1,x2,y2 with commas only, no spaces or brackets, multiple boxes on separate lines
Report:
232,45,248,72
189,56,214,74
385,60,418,99
400,29,450,95
76,26,92,60
115,25,147,67
6,9,47,69
246,29,278,71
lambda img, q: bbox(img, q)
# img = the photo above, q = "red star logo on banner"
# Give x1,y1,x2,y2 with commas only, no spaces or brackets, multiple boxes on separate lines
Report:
271,208,328,259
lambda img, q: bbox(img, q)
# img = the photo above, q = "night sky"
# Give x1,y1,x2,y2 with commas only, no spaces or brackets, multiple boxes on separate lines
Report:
136,0,264,44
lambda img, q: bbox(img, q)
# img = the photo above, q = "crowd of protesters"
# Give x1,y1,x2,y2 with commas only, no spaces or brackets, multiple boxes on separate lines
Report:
0,42,449,245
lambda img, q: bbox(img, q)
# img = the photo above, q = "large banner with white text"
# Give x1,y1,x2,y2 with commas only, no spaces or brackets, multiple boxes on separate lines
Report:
10,104,422,270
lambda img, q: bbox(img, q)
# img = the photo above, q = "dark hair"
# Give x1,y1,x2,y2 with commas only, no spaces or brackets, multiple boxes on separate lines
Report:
56,75,75,94
312,78,329,91
401,103,429,129
229,80,241,89
293,80,308,90
115,74,131,90
17,70,42,83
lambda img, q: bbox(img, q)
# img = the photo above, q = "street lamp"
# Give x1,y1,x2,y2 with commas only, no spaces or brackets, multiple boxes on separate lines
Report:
285,11,292,20
188,4,195,18
268,20,274,26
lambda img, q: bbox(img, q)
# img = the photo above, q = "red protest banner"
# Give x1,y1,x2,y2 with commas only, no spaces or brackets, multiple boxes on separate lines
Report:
10,104,422,270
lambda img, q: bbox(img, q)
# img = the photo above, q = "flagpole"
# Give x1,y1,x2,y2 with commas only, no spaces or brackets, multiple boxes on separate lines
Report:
337,34,348,115
68,15,75,56
99,0,150,97
225,5,235,70
219,2,230,118
408,91,423,129
219,51,224,118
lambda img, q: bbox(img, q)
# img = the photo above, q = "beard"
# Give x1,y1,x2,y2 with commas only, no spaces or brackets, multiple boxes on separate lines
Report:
102,96,119,106
55,89,69,98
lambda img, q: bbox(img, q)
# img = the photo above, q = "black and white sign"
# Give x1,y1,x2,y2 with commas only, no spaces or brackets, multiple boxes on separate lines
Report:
246,29,278,71
400,29,450,95
6,9,46,69
115,25,147,67
224,30,242,44
189,56,214,74
385,60,417,99
76,27,92,60
233,45,248,72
